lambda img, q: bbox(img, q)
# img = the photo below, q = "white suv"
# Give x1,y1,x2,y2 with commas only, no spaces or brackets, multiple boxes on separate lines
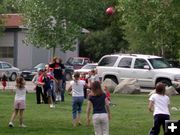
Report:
97,54,180,88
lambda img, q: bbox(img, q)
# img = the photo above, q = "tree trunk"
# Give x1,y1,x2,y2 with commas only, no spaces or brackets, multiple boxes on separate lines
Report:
52,47,56,57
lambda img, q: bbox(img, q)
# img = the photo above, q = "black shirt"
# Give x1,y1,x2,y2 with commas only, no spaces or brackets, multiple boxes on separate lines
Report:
49,63,65,80
89,93,107,114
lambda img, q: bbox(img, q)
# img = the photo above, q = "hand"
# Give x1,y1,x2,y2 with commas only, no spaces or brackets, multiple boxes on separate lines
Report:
108,114,112,120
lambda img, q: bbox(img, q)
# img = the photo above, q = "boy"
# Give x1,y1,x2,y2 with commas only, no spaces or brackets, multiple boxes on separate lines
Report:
148,82,170,135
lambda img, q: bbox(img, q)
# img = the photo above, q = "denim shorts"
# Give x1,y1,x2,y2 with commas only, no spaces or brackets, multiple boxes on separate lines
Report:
72,96,84,119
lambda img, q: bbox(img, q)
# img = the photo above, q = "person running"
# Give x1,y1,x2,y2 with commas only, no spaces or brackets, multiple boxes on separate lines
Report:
8,76,27,128
49,57,65,102
86,81,111,135
148,82,170,135
68,72,86,127
1,73,7,92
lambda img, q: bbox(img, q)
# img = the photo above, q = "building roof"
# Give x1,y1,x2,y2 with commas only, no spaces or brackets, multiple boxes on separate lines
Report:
2,14,23,28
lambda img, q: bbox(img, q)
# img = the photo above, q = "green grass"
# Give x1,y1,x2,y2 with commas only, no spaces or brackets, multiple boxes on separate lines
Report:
0,92,179,135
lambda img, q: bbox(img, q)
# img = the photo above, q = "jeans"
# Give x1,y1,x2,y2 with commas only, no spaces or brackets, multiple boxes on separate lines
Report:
149,114,170,135
72,96,84,119
93,113,109,135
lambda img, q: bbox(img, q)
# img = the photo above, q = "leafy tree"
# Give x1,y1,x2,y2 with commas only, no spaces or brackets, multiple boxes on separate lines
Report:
117,0,180,59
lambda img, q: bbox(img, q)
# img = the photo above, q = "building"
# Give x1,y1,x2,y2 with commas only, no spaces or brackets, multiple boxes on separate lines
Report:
0,14,79,69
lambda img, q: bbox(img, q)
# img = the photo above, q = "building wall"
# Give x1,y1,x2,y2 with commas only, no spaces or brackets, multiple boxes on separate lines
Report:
0,32,14,65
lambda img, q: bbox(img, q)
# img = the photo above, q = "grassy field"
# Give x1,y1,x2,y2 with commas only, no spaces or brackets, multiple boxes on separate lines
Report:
0,91,179,135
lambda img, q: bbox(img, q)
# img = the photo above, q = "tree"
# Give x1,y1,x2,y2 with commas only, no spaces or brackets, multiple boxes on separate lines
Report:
117,0,180,59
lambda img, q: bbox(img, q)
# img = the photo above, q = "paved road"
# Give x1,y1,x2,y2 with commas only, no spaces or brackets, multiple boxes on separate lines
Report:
0,81,152,93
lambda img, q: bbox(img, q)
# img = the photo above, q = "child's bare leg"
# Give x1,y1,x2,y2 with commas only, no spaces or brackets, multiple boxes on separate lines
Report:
19,109,24,125
10,109,19,122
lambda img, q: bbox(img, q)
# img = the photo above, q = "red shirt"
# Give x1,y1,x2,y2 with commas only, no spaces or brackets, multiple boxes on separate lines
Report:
106,90,111,101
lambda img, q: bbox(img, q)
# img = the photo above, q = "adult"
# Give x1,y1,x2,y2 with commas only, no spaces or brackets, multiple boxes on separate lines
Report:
49,57,65,102
86,81,111,135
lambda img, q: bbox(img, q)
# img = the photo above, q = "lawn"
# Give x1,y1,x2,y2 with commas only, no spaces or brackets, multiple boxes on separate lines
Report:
0,91,179,135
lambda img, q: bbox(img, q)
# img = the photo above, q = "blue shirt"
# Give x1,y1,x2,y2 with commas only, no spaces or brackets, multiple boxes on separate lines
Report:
89,93,107,114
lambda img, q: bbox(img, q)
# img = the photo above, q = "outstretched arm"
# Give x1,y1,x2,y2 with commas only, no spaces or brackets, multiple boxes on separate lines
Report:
86,101,92,126
148,100,154,112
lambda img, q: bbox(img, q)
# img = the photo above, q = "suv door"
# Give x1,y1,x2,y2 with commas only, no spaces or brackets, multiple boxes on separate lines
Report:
132,58,154,87
117,57,133,81
1,62,12,77
0,63,3,77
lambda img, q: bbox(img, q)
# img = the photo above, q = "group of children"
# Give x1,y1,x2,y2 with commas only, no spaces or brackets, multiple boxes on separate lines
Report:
1,57,173,135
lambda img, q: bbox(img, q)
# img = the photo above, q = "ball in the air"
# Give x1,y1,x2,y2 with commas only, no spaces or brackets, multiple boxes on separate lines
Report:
106,7,115,15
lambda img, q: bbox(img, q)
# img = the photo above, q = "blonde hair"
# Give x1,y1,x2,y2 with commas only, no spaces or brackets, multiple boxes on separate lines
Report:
16,76,25,89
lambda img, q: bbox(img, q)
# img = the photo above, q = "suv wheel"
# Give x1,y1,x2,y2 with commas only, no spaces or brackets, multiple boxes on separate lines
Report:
10,73,17,81
104,76,118,84
157,79,172,87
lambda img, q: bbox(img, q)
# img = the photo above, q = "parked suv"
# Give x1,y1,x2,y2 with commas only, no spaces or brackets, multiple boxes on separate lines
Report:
97,54,180,88
0,61,20,81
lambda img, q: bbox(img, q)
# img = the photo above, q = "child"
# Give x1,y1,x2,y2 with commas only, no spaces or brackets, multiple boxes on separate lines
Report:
86,81,111,135
104,86,111,105
1,73,7,92
38,69,57,108
9,76,27,128
80,73,88,99
148,82,170,135
88,70,100,88
32,68,44,104
68,72,86,127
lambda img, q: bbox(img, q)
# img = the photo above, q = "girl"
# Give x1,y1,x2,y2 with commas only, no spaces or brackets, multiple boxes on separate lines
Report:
68,72,86,127
1,73,7,92
49,57,65,102
148,82,170,135
9,76,27,128
86,81,111,135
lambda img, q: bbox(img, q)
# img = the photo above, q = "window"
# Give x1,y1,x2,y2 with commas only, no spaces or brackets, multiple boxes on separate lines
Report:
0,47,14,58
98,56,118,66
0,63,2,69
118,57,132,68
134,59,149,69
149,58,171,69
2,63,12,69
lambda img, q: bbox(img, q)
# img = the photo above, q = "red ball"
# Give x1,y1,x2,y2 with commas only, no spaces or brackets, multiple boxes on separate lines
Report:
106,7,115,15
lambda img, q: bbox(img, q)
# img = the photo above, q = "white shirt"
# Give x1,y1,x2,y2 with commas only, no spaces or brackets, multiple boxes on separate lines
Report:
149,93,170,116
90,75,100,83
14,87,27,101
70,80,85,97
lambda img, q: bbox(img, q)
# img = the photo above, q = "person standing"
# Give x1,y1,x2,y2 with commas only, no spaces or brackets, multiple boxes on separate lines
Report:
86,81,111,135
148,82,170,135
32,68,44,104
68,72,86,127
49,57,65,102
8,76,27,128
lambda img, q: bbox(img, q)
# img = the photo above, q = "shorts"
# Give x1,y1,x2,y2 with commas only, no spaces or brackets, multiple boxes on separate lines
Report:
14,100,26,110
2,81,7,87
47,89,53,97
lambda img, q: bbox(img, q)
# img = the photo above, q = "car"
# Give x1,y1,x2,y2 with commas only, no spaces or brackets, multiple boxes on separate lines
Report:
20,63,74,81
74,63,98,75
20,63,46,80
66,57,91,69
0,61,20,81
97,54,180,89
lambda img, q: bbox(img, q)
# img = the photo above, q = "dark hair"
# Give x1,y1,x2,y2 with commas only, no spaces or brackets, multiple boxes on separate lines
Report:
155,82,166,95
91,81,103,96
52,56,62,63
16,76,25,89
74,72,80,79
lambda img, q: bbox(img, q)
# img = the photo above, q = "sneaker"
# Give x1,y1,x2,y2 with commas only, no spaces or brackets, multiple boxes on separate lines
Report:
9,122,14,128
50,104,53,108
19,124,27,128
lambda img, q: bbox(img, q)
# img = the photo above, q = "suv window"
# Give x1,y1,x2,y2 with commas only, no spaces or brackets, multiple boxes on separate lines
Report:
98,56,118,66
134,59,149,69
2,63,12,69
118,57,132,68
0,63,2,69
